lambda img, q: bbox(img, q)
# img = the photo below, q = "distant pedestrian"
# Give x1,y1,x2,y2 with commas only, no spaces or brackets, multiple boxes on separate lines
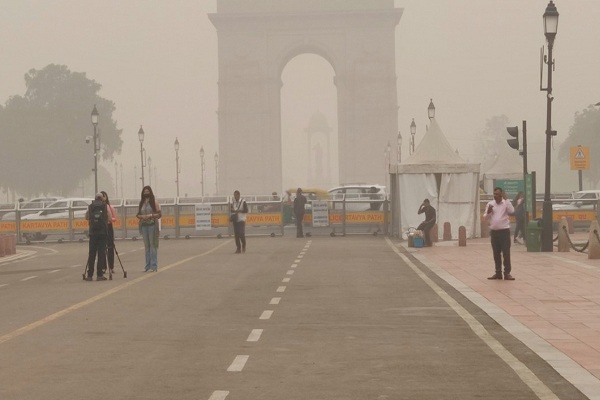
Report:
85,193,109,281
484,187,515,280
293,188,307,238
512,191,525,244
417,199,436,247
230,190,248,253
100,190,117,274
136,186,161,272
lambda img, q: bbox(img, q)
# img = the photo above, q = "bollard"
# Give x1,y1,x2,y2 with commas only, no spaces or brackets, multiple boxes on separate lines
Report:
566,217,574,234
443,222,452,241
11,234,16,255
481,221,489,238
430,223,439,243
0,236,5,257
557,217,570,252
458,226,467,246
3,236,10,256
588,221,600,260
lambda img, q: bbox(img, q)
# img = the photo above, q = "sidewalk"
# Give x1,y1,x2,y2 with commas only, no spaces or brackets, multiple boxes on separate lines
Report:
408,234,600,399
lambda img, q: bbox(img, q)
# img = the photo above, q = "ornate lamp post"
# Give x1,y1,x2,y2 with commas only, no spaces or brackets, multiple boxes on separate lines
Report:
91,105,99,194
138,126,145,187
200,146,205,197
214,152,219,195
428,99,435,120
174,138,180,198
410,119,416,155
385,142,391,188
540,0,559,252
397,131,402,163
147,157,152,186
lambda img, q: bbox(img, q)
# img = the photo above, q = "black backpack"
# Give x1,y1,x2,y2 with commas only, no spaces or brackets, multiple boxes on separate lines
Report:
88,200,107,236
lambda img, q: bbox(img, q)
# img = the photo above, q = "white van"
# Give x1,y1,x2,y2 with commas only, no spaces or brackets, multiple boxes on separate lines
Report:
552,190,600,211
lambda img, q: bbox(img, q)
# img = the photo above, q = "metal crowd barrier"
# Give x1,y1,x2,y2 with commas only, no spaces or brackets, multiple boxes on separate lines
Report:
0,194,391,243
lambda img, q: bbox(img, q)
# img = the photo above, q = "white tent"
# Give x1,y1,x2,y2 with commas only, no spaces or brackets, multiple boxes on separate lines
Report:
389,119,481,239
481,145,522,194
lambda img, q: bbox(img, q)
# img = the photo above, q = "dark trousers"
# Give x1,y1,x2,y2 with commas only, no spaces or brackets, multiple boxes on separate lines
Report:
87,234,107,277
106,224,115,269
417,221,435,246
490,228,511,274
295,212,305,237
233,221,246,251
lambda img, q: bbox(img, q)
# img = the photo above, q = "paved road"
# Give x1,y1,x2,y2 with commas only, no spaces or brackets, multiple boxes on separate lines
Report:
0,236,588,399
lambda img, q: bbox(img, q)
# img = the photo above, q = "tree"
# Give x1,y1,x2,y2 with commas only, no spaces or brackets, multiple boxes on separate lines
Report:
558,105,600,187
0,64,122,197
474,114,511,172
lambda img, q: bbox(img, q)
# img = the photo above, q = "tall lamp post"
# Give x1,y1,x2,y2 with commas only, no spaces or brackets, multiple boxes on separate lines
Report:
540,0,559,252
397,131,402,163
114,162,118,198
385,142,391,188
214,152,219,195
138,126,145,187
200,146,205,197
147,157,152,186
91,105,99,194
174,138,180,198
410,119,416,155
428,99,435,120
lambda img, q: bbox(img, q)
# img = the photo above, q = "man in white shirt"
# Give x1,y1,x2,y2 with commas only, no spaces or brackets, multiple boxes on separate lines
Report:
483,187,515,280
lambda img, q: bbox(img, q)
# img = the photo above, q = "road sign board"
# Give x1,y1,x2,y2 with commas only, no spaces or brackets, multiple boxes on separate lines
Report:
570,146,590,170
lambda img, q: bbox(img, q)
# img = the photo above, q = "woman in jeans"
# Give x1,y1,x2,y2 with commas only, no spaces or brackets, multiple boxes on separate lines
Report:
136,186,161,271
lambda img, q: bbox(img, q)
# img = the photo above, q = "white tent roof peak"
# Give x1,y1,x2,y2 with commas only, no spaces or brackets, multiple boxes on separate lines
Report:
403,118,466,165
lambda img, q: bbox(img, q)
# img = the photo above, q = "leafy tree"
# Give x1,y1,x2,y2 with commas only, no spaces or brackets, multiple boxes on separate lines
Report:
558,105,600,187
474,114,511,172
0,64,122,197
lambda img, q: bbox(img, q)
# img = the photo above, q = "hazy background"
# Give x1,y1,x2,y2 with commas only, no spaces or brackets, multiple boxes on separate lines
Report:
1,0,599,200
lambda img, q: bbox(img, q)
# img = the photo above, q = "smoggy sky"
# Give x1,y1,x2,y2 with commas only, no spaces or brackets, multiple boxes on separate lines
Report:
1,0,599,199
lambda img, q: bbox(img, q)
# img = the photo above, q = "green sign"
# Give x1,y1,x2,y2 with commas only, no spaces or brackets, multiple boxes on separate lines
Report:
524,174,533,213
494,179,523,198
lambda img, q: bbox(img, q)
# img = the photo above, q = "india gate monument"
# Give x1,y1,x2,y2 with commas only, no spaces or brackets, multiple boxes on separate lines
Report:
209,0,402,194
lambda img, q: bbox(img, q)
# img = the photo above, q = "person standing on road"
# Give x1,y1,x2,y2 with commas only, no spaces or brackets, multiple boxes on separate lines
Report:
417,198,436,247
137,186,161,272
484,187,515,280
293,188,307,238
85,193,109,281
230,190,248,253
101,191,117,274
512,191,525,244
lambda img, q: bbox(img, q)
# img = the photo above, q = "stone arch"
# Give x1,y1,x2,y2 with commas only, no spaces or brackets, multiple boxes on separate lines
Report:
209,1,402,195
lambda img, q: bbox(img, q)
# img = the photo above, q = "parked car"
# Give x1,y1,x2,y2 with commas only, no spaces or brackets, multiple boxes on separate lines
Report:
20,198,93,242
1,197,63,221
328,184,387,212
552,190,600,211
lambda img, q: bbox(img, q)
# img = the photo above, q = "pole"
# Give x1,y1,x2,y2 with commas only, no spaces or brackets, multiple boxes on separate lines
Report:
522,120,528,237
175,150,180,198
541,39,554,252
93,123,98,194
140,141,145,187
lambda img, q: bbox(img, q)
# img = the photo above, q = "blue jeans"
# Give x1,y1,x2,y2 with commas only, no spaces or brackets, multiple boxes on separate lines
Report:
141,225,158,271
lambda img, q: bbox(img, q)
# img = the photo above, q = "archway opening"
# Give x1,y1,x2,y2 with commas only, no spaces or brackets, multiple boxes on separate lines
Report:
281,54,338,193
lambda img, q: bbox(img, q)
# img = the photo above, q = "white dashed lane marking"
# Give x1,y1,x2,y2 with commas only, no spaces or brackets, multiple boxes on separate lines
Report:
227,355,249,372
286,270,294,275
48,270,61,274
282,278,290,283
294,259,301,263
247,329,263,342
270,297,281,305
208,390,229,400
259,310,273,320
276,286,286,293
291,263,298,268
21,276,37,282
0,284,8,288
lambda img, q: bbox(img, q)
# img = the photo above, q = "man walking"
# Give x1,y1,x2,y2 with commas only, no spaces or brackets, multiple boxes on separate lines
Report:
293,188,307,238
484,187,515,280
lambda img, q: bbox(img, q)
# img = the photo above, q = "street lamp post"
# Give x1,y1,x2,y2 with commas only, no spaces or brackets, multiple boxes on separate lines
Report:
385,142,391,188
214,152,219,195
410,119,416,155
540,0,559,252
397,131,402,163
147,157,152,186
91,105,99,194
174,138,180,198
200,146,205,197
138,126,145,187
114,162,118,198
119,163,124,199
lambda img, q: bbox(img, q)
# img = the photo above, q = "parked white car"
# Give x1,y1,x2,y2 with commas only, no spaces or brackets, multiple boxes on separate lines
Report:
552,190,600,211
328,184,387,212
1,197,63,221
21,198,93,220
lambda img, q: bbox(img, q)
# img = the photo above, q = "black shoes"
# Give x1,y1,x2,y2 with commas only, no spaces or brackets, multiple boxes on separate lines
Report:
97,276,107,281
84,276,93,281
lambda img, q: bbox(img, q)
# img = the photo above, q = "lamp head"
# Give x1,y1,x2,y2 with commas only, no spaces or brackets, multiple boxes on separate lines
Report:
427,98,435,119
174,137,180,151
543,1,559,41
138,125,145,142
200,146,204,158
91,105,99,125
410,118,416,135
